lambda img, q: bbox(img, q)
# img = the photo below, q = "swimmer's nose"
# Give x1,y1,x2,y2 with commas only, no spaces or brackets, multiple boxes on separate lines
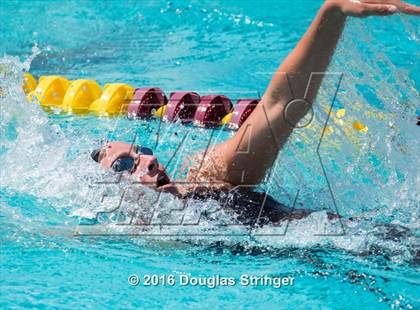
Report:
143,155,159,173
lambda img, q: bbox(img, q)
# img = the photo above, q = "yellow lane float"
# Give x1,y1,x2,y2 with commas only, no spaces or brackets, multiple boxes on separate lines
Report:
353,120,369,133
27,75,70,108
336,108,346,118
62,79,102,114
22,72,37,94
220,112,233,126
89,83,134,116
153,105,167,117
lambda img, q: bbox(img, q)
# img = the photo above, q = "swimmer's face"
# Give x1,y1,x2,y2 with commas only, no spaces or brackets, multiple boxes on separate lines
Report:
96,141,178,195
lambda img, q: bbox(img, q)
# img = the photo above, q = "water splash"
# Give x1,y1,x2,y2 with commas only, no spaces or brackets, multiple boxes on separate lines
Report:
0,13,419,266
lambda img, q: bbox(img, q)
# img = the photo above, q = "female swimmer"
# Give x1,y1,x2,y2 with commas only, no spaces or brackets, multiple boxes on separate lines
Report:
91,0,419,226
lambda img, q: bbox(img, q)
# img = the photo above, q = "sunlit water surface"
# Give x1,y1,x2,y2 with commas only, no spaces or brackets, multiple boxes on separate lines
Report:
1,0,419,308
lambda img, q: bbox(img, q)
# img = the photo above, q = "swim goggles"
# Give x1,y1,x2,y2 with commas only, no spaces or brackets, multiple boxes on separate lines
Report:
90,144,154,173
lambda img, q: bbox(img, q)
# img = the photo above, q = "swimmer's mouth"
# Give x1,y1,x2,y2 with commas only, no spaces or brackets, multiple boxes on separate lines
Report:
156,173,171,188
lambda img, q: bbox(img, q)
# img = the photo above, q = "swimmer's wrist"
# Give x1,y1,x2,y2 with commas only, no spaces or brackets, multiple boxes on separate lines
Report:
322,0,347,18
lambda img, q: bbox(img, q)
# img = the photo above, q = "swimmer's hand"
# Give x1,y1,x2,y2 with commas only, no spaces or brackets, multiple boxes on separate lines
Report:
326,0,420,16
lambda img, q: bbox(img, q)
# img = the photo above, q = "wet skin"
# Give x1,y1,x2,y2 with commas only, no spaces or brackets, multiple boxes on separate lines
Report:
98,141,181,196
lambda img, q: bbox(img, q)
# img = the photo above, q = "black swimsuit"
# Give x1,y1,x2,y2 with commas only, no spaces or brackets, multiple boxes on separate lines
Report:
184,187,312,226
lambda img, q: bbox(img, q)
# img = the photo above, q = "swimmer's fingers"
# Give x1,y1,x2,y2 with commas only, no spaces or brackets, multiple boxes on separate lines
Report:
329,0,420,16
357,3,398,16
396,1,420,15
362,0,420,15
339,1,398,17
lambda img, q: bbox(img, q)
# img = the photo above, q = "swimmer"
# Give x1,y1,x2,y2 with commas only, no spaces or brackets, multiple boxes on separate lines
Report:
91,0,419,226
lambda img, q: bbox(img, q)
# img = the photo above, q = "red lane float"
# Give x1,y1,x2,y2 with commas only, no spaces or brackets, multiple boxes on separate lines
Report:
163,91,200,123
193,95,233,128
23,73,262,130
227,99,259,130
127,87,167,118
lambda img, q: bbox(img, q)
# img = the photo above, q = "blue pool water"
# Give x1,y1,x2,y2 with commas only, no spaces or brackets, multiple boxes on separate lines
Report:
1,0,419,308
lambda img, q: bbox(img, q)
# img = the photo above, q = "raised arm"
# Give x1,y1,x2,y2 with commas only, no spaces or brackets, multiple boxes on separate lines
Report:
199,0,419,187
